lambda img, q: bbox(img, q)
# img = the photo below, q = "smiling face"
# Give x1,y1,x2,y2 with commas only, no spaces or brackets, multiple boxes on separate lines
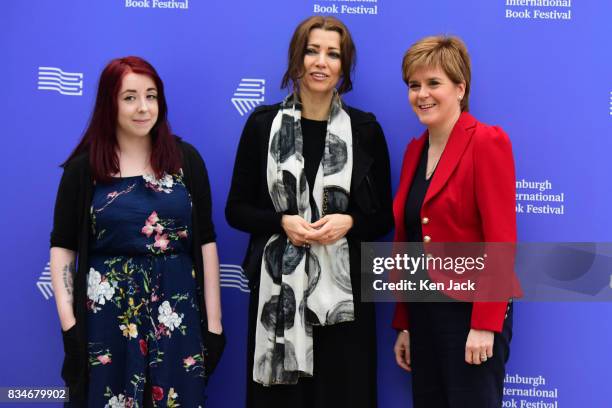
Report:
116,72,159,140
299,28,342,99
407,65,465,130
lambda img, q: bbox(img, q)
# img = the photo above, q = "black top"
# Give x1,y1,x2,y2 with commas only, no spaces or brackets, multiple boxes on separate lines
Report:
404,140,432,242
225,103,395,285
301,117,327,197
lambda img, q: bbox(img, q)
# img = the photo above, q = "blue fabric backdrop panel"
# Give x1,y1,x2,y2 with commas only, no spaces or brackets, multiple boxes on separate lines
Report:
2,1,611,406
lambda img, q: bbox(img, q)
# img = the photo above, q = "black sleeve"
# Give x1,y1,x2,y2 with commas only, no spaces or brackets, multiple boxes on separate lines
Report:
347,121,394,241
50,161,81,250
184,143,217,245
225,112,284,235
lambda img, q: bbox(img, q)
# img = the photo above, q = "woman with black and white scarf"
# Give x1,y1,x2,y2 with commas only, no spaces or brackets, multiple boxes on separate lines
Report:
226,15,393,408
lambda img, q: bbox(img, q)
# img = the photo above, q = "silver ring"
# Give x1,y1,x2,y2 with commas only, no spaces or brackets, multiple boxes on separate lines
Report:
480,355,488,361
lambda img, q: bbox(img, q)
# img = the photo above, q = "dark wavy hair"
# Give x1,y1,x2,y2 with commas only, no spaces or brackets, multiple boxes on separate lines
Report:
63,56,180,182
281,15,356,95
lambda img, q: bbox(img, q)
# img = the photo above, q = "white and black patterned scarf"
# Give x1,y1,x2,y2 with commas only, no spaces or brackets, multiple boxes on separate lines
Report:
253,93,355,386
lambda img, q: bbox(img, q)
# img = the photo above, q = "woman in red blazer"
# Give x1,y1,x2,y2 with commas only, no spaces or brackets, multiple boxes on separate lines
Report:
391,36,518,407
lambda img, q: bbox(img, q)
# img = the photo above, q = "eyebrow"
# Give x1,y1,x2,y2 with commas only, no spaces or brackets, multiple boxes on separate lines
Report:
408,77,442,83
121,88,157,94
307,43,340,51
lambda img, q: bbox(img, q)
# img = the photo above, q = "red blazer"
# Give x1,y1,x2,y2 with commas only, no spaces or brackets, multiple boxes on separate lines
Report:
392,112,518,333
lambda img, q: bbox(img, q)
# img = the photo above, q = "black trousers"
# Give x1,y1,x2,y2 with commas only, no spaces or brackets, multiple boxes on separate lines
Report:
409,302,513,408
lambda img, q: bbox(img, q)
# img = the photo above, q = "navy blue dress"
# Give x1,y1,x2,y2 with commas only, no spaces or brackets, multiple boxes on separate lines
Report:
86,172,206,407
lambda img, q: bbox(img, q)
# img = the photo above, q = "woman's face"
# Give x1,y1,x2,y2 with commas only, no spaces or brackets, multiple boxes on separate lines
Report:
407,65,465,130
116,72,159,140
300,28,342,99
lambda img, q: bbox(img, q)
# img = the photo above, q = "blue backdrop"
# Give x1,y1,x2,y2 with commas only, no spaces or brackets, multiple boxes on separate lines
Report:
2,1,612,406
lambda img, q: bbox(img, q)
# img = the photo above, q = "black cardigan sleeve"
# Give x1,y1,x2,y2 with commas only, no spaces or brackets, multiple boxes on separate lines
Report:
225,111,284,235
347,120,394,241
182,142,217,245
50,157,84,251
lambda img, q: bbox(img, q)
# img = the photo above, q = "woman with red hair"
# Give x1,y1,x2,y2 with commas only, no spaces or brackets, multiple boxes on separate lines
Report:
50,56,224,406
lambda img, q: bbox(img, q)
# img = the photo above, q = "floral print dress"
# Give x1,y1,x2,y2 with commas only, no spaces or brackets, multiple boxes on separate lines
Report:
87,172,206,408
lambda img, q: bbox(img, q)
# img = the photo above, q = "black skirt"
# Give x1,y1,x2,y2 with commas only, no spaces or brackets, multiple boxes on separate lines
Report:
245,284,377,408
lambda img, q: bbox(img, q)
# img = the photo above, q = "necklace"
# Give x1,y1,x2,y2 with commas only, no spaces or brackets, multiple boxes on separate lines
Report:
426,166,437,180
427,131,451,180
426,151,441,180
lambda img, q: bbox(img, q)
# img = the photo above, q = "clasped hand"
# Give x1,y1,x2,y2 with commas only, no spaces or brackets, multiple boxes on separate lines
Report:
281,214,353,247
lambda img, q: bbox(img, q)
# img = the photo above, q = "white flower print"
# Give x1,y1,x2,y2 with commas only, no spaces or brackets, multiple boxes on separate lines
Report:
142,173,156,184
160,174,174,189
87,268,115,311
157,301,183,331
143,173,174,193
105,393,125,408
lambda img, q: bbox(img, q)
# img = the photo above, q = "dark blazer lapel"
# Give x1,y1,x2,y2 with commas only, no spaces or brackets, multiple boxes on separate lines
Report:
348,104,376,193
424,112,476,205
350,129,374,193
393,134,426,239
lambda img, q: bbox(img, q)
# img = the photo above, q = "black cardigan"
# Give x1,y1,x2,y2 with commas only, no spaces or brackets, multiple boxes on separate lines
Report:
50,140,216,402
225,103,394,297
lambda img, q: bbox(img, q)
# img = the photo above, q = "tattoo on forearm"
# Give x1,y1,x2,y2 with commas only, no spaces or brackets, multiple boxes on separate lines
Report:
62,261,75,302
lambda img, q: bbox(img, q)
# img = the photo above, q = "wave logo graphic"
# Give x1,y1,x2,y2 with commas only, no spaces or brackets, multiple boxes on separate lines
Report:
231,78,265,116
38,262,248,298
220,264,250,293
38,66,83,96
37,262,54,300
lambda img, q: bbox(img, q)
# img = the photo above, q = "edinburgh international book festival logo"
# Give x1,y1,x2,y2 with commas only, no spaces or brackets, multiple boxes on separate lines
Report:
312,0,379,15
231,78,266,116
125,0,189,9
37,66,83,96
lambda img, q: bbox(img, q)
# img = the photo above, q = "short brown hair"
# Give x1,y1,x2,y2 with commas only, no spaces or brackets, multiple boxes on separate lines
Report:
282,15,356,94
402,35,471,111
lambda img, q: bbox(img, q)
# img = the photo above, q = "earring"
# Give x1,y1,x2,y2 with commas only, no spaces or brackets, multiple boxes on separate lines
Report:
458,95,463,101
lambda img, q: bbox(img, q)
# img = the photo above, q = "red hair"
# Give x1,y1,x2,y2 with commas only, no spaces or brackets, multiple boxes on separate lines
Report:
64,56,181,182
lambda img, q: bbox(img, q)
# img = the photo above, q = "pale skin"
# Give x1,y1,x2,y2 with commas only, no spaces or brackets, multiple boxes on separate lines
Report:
51,72,222,334
50,248,77,331
393,65,493,368
281,28,354,245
